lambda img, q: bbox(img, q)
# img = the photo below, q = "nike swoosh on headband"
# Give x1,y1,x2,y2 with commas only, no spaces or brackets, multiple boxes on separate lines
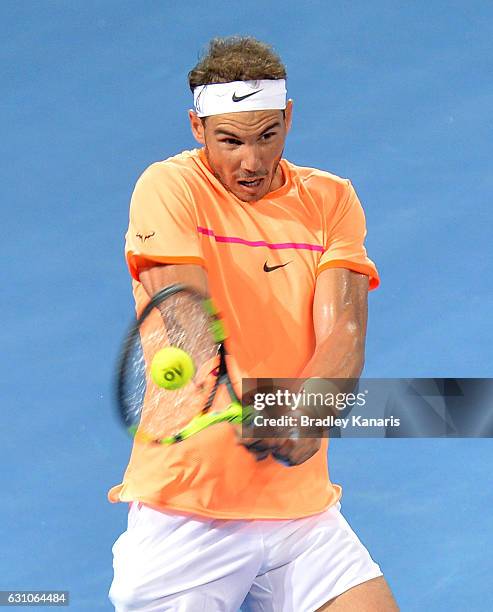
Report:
232,89,263,102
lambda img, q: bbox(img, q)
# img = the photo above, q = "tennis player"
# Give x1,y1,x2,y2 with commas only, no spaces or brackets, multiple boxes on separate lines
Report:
109,36,399,611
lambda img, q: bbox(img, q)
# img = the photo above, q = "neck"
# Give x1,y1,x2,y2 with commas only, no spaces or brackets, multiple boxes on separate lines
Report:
269,159,285,192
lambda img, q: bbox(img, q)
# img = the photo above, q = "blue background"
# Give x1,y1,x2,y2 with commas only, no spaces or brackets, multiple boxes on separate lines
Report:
2,1,492,610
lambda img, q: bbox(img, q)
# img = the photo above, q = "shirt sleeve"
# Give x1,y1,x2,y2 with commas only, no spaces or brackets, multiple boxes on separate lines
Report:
125,163,205,281
317,180,380,290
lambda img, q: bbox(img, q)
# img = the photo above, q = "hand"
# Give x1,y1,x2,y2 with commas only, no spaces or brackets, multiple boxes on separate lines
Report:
234,410,323,466
234,378,325,465
236,434,321,466
270,436,321,466
237,435,281,462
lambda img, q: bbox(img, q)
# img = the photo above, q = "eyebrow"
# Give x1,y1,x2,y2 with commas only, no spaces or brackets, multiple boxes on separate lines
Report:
214,121,282,138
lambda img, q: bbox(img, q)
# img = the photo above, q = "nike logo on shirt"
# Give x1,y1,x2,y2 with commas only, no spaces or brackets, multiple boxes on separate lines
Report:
263,261,291,272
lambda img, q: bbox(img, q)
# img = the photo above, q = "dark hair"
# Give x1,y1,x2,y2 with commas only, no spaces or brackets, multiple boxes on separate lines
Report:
188,36,286,91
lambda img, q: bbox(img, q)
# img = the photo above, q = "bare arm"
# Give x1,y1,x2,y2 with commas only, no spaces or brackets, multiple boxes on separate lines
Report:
298,267,369,408
140,265,368,379
136,263,210,351
139,264,208,298
241,268,370,464
141,264,370,465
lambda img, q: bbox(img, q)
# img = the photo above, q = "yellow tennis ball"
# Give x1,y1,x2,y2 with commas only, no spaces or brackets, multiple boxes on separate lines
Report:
150,347,195,390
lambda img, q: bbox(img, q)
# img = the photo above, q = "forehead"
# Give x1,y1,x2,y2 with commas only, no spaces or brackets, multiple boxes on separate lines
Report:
206,109,284,134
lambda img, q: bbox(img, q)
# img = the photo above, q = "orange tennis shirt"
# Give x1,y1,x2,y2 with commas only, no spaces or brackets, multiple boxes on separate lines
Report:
108,148,379,519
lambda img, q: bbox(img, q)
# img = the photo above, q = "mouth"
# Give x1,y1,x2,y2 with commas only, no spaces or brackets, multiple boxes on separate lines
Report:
237,178,265,192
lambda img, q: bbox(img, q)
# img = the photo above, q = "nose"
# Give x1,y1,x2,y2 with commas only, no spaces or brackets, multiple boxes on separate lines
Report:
240,145,262,175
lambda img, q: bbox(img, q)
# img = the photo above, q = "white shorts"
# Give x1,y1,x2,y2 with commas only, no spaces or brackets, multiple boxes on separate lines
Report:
109,501,382,612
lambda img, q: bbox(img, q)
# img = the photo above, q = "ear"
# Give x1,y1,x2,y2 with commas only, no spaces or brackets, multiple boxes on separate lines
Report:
284,99,294,133
189,110,205,145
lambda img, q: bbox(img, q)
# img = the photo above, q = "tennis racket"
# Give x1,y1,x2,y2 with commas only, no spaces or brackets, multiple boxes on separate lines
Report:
115,284,253,444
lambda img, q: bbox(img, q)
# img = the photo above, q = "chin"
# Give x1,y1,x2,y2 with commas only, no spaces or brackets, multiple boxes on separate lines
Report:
238,189,267,203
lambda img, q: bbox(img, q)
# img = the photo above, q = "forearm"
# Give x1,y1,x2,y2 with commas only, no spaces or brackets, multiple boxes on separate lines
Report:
301,312,365,380
294,313,366,418
292,269,368,418
244,321,365,458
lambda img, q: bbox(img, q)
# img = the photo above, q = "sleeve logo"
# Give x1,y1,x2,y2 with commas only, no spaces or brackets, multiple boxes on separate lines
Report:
136,231,156,242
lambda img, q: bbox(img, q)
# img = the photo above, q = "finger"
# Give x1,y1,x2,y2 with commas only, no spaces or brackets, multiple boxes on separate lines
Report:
254,451,271,461
243,438,281,452
246,441,276,453
237,435,262,446
288,443,320,466
272,450,295,466
272,440,320,466
273,438,294,454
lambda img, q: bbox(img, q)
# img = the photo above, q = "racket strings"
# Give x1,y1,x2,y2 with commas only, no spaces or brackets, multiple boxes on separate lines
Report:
121,292,221,439
158,293,213,357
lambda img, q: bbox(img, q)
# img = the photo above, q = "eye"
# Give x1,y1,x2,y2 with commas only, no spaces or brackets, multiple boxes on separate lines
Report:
221,138,242,146
261,132,276,141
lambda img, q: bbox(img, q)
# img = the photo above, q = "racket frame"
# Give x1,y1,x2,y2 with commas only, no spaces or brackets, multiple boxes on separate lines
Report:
116,284,251,444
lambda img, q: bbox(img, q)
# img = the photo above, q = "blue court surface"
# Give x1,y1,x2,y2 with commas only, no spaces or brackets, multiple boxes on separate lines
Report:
2,2,492,610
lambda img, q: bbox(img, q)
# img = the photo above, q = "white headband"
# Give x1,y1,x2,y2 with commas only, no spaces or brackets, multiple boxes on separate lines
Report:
193,79,287,117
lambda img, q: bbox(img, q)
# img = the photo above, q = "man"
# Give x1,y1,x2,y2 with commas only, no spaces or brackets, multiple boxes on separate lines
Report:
109,36,399,611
